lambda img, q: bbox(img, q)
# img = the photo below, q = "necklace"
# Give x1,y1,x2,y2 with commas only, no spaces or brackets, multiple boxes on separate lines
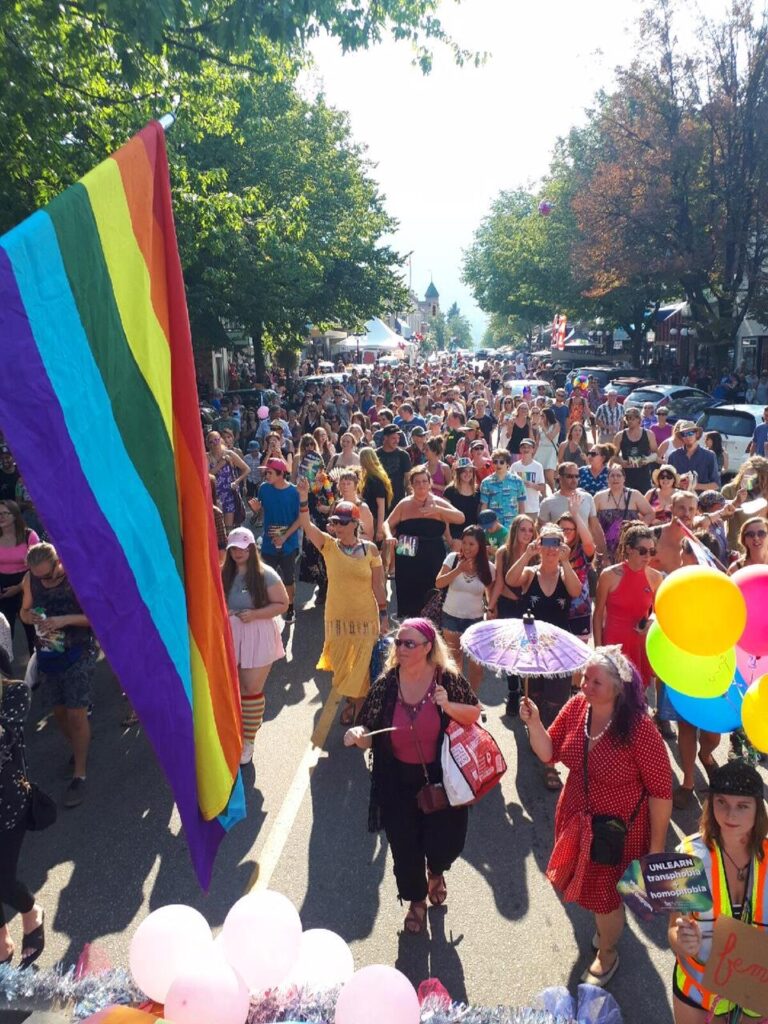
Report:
721,845,751,882
339,541,362,556
608,488,626,508
584,712,613,743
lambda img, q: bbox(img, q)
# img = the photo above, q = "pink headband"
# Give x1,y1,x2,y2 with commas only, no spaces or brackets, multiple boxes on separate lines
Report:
400,618,436,644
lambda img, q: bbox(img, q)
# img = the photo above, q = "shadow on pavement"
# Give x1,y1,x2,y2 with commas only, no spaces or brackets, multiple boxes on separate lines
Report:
20,667,265,968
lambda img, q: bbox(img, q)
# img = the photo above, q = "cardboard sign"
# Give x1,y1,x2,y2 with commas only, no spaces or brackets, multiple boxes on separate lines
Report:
702,915,768,1016
641,853,713,914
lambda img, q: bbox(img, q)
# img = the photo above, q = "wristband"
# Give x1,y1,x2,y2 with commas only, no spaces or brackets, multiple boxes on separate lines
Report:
299,501,309,509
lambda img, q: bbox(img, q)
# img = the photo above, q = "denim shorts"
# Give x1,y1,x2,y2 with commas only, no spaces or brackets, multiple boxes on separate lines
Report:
441,612,482,634
40,653,96,710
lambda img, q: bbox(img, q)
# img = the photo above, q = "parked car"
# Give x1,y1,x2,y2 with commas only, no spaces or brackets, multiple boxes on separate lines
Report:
623,384,713,423
221,387,273,407
697,404,766,478
609,377,657,403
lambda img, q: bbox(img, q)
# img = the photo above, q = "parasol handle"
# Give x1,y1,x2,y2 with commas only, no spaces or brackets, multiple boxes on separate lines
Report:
523,676,529,699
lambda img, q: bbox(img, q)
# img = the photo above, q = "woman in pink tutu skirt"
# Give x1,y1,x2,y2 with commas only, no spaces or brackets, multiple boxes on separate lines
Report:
222,527,288,766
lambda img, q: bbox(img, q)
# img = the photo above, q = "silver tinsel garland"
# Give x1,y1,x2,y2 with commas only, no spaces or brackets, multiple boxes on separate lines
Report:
0,965,624,1024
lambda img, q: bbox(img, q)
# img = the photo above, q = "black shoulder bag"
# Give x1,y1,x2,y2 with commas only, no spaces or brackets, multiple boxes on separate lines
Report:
584,709,644,866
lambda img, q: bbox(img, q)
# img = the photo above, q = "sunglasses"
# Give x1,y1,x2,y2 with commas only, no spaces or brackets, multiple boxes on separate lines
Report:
744,530,767,540
492,458,508,465
394,638,429,649
658,472,675,480
680,430,697,438
632,546,656,556
587,451,599,457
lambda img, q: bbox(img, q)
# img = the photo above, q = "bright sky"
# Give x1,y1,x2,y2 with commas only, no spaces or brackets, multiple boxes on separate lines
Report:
308,0,737,342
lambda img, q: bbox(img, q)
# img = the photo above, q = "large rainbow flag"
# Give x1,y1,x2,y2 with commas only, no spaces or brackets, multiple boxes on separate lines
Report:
0,121,244,888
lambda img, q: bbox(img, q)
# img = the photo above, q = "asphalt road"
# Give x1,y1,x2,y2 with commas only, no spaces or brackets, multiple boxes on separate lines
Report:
7,584,761,1022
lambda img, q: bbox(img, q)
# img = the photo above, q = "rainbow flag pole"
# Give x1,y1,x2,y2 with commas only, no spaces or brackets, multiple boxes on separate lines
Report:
0,121,245,889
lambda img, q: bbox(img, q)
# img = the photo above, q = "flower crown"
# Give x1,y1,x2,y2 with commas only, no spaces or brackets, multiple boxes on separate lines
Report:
587,644,634,684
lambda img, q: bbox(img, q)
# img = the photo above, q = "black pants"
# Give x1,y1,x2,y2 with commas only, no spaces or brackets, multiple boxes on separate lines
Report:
0,818,34,928
381,761,469,903
0,572,36,656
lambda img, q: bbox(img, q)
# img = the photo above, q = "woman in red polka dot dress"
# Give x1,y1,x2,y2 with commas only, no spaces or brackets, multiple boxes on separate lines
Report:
521,646,672,989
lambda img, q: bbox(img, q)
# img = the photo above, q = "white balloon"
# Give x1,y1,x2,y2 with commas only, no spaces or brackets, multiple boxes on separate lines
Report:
129,905,213,1003
222,890,302,993
281,929,354,991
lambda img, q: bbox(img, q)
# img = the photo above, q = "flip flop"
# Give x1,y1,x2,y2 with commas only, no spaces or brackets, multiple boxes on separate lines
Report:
581,953,620,987
20,911,45,970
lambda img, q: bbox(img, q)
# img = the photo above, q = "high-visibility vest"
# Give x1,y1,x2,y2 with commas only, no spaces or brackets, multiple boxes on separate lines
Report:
674,832,768,1016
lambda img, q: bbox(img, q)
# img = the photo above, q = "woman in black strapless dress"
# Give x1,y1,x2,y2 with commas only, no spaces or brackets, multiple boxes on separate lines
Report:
383,466,466,618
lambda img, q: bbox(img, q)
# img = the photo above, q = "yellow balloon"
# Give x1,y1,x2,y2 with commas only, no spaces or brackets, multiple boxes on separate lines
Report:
654,565,747,656
742,674,768,753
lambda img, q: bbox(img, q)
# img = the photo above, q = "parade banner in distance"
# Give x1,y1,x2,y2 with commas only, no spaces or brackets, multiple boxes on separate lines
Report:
0,122,244,888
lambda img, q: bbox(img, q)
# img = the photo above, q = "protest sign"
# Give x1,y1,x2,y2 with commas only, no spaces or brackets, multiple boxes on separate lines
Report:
641,854,713,914
702,916,768,1017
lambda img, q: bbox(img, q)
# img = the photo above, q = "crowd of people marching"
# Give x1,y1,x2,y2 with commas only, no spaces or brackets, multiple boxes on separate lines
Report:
1,349,767,1023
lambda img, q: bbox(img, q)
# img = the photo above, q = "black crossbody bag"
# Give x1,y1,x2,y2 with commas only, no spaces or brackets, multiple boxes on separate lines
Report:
583,709,644,866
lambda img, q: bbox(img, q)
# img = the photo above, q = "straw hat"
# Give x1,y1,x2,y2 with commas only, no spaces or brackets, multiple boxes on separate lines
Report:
651,464,680,488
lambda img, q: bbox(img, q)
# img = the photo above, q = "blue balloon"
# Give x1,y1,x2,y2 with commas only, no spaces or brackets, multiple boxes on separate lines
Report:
666,671,748,732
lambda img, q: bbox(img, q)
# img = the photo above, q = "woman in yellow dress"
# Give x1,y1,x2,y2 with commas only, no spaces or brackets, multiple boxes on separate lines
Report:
297,476,389,724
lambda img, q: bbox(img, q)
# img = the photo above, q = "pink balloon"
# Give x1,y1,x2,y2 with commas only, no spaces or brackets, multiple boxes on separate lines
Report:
335,965,420,1024
222,890,302,993
731,565,768,656
282,929,354,990
129,905,213,1003
164,958,250,1024
736,644,768,684
257,405,270,419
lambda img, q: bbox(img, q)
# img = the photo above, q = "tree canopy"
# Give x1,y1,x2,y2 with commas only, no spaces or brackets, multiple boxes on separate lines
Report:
463,0,768,359
0,0,447,364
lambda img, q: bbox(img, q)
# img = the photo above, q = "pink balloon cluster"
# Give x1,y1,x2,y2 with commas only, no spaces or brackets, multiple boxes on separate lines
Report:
128,892,420,1024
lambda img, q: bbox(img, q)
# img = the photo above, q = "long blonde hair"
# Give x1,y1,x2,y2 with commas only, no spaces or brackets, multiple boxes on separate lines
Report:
359,446,393,505
383,625,459,676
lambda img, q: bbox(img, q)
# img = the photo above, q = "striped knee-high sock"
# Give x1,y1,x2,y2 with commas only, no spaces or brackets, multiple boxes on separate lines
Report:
242,693,266,743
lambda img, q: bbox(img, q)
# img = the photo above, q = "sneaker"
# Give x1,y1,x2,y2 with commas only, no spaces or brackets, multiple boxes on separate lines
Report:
64,777,86,808
240,741,254,766
284,606,295,624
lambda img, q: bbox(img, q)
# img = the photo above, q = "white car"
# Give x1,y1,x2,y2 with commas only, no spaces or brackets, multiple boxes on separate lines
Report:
698,405,767,478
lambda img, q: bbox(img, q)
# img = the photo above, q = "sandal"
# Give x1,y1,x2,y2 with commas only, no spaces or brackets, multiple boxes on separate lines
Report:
339,700,357,727
427,872,447,906
543,766,563,791
581,952,620,987
20,910,45,970
403,900,427,935
673,784,695,810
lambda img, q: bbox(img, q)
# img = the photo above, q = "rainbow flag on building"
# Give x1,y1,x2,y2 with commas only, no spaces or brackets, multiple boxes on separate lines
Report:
0,122,244,888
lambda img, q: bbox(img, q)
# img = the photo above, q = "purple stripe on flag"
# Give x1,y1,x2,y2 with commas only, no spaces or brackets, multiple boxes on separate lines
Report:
0,248,223,887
